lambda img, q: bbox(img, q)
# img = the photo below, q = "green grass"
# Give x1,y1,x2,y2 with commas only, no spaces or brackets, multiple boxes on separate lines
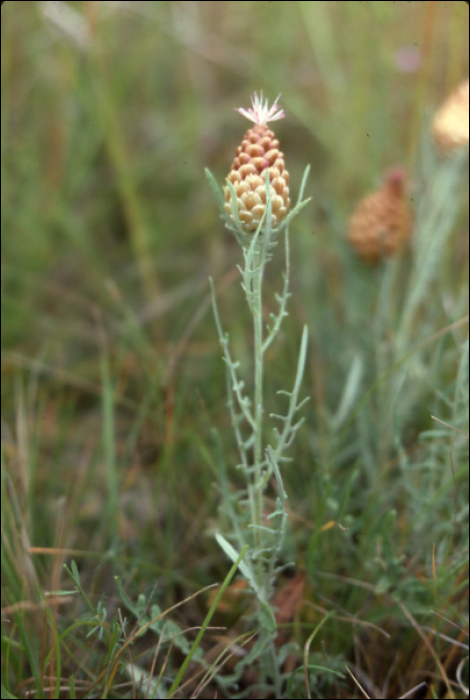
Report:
1,2,469,698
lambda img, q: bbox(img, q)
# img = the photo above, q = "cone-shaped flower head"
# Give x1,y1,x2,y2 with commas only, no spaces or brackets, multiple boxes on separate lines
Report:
347,167,413,264
225,92,290,232
432,78,469,155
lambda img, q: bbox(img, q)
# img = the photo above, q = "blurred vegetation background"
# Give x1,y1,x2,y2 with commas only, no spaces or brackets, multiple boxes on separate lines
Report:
1,2,468,698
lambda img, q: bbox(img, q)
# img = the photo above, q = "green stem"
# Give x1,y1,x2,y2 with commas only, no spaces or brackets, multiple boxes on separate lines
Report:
253,245,265,590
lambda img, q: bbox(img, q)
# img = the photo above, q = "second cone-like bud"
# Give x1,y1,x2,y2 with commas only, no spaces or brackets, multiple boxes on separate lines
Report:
347,167,413,263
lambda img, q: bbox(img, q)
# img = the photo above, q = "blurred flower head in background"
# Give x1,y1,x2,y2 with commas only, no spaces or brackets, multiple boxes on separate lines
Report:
432,78,469,154
347,166,413,264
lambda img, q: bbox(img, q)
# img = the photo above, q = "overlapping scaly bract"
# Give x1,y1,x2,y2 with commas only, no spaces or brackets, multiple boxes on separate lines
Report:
225,92,290,232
